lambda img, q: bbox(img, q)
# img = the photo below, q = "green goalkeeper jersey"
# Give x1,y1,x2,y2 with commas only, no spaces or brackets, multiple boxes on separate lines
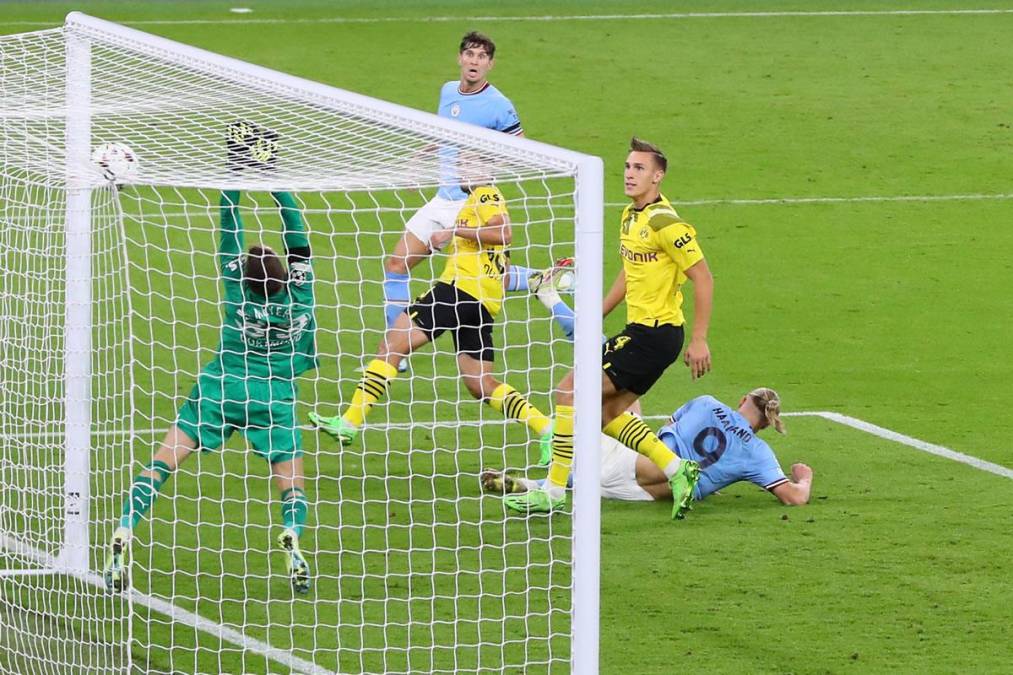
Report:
214,190,317,380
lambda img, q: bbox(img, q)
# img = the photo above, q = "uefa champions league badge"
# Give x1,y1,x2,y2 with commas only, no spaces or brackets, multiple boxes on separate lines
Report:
450,104,461,118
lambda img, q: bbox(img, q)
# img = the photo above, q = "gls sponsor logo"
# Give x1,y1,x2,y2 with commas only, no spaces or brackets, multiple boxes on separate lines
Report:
479,192,500,204
673,234,693,249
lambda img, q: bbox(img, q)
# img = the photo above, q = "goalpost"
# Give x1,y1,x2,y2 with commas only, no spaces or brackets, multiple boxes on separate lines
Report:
0,12,603,674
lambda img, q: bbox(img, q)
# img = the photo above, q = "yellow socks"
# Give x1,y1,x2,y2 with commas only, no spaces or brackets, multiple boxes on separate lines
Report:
344,359,399,426
547,404,574,489
488,383,551,436
603,412,680,476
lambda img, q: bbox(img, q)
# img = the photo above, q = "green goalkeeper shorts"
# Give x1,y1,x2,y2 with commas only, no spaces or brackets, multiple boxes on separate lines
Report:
175,370,302,464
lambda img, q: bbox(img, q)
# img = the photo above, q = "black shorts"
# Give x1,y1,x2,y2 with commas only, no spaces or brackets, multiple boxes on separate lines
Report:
408,282,495,362
602,323,684,395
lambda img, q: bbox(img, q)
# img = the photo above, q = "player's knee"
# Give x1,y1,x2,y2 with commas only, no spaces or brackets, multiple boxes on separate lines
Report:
384,255,409,275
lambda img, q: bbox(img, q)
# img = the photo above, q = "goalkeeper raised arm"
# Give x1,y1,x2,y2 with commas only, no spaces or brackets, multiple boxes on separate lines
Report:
103,190,317,595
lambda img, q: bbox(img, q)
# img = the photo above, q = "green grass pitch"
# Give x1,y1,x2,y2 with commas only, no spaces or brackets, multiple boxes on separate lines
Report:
2,1,1013,673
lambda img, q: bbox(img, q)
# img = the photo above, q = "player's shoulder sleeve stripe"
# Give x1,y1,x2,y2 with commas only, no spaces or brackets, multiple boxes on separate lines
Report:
501,122,523,135
646,208,687,232
764,478,790,491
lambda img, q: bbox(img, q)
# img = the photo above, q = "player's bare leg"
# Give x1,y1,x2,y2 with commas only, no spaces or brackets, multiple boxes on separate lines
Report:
382,231,432,372
458,354,552,462
456,353,500,401
310,312,431,444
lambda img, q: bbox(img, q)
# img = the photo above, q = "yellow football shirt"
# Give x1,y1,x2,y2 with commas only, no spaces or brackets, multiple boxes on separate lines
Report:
618,194,704,327
438,185,509,315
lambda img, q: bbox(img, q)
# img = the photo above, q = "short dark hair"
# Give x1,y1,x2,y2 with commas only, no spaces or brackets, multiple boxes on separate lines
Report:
244,245,286,298
460,31,496,58
629,136,667,171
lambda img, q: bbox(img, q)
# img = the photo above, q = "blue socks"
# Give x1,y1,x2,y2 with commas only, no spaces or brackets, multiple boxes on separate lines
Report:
382,271,410,328
550,300,576,341
504,265,536,292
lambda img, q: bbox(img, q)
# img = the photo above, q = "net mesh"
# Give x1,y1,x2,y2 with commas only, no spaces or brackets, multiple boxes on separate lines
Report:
1,16,585,675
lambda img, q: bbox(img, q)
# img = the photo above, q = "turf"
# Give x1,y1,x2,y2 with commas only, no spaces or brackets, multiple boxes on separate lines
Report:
2,1,1012,673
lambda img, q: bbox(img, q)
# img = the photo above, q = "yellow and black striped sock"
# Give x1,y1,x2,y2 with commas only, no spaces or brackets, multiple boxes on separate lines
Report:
547,404,574,489
603,412,679,474
488,383,551,436
344,359,398,426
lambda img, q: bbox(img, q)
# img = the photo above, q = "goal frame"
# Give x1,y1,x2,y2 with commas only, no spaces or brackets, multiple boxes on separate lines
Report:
2,12,606,673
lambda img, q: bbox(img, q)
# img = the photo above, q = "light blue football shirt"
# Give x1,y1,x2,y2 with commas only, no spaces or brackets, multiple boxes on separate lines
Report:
657,395,788,500
436,80,522,200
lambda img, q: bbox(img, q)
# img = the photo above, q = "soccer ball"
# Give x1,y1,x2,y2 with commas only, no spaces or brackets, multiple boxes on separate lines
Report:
556,270,575,292
91,142,138,182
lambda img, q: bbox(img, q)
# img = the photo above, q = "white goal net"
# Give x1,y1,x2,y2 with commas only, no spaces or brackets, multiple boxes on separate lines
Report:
0,12,603,675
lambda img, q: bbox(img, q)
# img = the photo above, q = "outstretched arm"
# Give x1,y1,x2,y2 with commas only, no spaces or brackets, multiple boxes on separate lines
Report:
219,190,244,257
219,191,245,303
271,191,310,264
771,463,813,505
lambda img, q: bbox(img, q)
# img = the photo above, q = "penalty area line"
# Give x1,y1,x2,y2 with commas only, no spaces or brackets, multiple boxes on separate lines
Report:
604,192,1013,208
791,411,1013,481
646,410,1013,481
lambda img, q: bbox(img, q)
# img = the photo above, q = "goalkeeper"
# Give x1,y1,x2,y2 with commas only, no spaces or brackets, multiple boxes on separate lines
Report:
103,190,317,595
310,181,551,448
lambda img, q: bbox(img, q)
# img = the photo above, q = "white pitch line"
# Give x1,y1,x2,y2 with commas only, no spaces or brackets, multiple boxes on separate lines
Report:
122,581,332,675
0,534,330,675
6,411,1010,481
604,192,1013,208
647,409,1013,481
813,411,1013,481
5,7,1013,27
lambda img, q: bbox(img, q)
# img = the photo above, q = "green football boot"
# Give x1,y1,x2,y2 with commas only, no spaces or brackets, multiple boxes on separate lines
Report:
537,422,554,467
308,412,359,445
668,460,701,520
503,489,566,514
277,528,311,595
102,527,131,593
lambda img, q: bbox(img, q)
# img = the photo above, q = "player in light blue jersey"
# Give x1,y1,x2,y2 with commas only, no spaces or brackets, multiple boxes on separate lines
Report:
483,389,813,506
380,32,540,350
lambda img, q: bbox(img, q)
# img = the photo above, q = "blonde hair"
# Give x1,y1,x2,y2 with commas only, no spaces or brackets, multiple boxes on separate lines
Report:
748,387,786,435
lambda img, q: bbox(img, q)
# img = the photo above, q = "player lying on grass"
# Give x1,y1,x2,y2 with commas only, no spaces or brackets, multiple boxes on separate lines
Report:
310,180,552,447
504,137,715,520
381,31,538,371
103,190,316,595
484,389,814,507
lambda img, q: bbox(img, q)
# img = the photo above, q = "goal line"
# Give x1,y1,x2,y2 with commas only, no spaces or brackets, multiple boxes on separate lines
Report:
0,532,329,675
